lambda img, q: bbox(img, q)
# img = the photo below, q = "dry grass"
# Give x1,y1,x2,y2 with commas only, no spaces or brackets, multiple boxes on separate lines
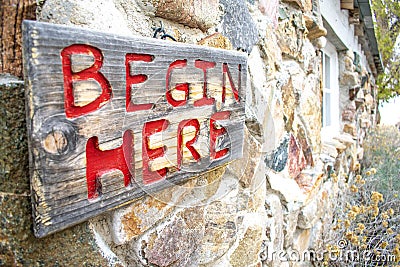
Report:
318,126,400,266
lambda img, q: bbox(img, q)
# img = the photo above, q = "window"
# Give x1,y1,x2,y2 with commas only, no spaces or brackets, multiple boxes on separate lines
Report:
322,41,339,137
323,53,332,127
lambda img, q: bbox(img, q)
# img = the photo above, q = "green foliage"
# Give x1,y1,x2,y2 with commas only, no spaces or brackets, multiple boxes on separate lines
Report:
372,0,400,101
362,125,400,193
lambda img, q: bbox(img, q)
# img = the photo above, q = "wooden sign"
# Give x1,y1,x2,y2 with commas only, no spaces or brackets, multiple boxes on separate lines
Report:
22,21,247,237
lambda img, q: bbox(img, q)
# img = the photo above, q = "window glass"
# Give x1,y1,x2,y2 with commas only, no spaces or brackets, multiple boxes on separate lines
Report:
324,54,331,89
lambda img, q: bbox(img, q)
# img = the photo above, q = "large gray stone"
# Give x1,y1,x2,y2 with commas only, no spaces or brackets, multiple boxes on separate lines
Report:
264,134,289,172
144,207,205,267
220,0,259,53
39,0,135,35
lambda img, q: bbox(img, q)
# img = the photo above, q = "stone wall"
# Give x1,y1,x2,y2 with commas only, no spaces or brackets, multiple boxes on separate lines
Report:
0,0,378,266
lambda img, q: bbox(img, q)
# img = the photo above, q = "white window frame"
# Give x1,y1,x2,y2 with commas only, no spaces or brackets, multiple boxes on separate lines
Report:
321,41,340,139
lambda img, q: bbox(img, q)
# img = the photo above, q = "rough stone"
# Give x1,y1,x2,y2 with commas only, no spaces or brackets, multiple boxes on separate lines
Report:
229,127,262,188
333,133,356,146
342,106,356,122
298,78,322,153
283,204,301,248
277,10,306,60
117,199,169,244
110,171,201,244
343,123,357,136
281,77,297,130
220,0,259,53
39,0,134,35
258,23,282,75
288,134,307,178
144,207,205,267
140,0,220,31
297,197,318,229
262,194,285,266
293,229,311,254
341,71,359,87
0,76,29,195
344,56,355,72
319,184,336,243
322,142,338,158
0,194,109,266
198,201,237,264
296,127,314,167
258,0,279,28
0,76,108,266
355,97,365,109
364,93,374,109
198,32,233,49
294,172,324,203
282,0,312,12
323,139,347,152
267,171,305,203
265,134,289,172
304,14,327,40
177,166,231,207
345,49,355,61
247,47,269,123
244,167,268,212
247,45,286,152
360,118,371,129
280,59,306,93
308,220,323,250
312,36,327,49
229,225,263,267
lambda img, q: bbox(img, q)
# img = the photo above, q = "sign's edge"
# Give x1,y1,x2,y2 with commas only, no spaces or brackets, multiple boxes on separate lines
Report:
21,19,248,238
22,20,249,60
32,160,242,238
21,20,42,238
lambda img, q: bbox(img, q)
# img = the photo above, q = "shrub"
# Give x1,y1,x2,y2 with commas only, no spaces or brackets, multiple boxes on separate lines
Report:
318,126,400,266
362,125,400,194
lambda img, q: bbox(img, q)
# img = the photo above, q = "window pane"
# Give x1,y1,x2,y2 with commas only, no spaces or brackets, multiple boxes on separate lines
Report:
324,54,330,89
324,92,331,126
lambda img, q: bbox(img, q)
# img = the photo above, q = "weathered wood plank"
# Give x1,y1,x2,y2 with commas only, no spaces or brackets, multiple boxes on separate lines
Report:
340,0,354,10
0,0,36,77
22,21,247,237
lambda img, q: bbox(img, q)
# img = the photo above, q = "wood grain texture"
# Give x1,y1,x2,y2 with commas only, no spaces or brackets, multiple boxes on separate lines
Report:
340,0,354,10
0,0,36,77
22,21,247,237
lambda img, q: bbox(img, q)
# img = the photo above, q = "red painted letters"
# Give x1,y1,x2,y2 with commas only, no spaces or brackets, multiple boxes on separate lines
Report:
194,60,216,107
142,119,169,184
222,63,241,103
177,119,201,170
210,111,231,160
60,46,241,198
61,44,112,118
125,53,154,112
166,59,189,107
86,130,134,200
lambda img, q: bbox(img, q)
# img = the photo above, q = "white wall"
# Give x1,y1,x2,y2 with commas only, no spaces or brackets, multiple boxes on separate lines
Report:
320,0,370,71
